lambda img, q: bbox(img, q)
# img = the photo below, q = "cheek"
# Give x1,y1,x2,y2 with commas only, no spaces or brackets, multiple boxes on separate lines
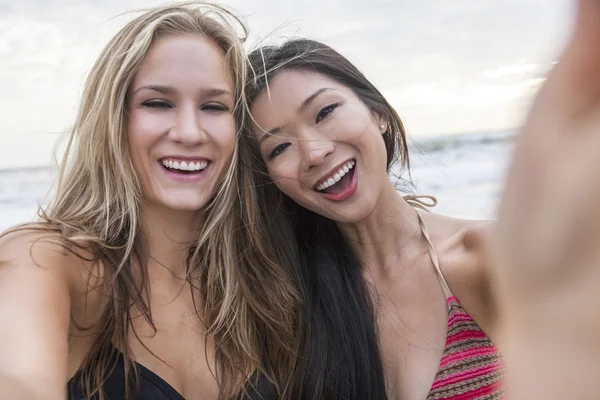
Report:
336,102,374,137
343,113,387,164
128,108,171,140
127,111,165,160
127,136,146,184
268,165,300,198
127,113,164,188
212,117,237,158
269,165,317,207
126,127,149,189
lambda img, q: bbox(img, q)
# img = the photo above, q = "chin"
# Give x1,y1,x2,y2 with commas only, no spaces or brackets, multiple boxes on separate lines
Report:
156,195,211,213
311,206,368,224
330,203,376,224
330,213,369,224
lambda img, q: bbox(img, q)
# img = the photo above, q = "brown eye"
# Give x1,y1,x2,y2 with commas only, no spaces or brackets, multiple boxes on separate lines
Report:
316,103,339,123
268,142,291,159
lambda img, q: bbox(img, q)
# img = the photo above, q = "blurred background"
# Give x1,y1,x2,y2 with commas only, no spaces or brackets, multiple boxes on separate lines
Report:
0,0,574,229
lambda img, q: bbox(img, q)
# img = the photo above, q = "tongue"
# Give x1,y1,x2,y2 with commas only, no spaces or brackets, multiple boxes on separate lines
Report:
322,171,352,194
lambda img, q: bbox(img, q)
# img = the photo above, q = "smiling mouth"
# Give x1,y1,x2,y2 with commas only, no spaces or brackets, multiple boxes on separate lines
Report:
315,159,356,194
160,158,210,174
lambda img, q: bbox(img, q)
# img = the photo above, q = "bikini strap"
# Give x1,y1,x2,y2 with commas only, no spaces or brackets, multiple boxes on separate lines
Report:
403,195,453,299
403,194,438,210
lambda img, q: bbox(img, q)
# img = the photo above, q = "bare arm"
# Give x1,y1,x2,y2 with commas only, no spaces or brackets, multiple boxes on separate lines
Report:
488,0,600,398
0,231,73,400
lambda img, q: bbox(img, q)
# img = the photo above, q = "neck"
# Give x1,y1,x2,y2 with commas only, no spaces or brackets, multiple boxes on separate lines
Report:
139,202,203,280
338,181,427,278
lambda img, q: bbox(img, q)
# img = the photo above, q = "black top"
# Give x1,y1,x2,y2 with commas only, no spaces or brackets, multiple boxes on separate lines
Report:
68,351,275,400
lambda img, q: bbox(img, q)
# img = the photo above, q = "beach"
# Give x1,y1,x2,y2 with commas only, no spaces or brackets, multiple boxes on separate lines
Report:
0,131,514,232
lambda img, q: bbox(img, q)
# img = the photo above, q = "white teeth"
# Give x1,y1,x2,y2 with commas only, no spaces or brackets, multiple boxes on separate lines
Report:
316,160,355,191
162,159,209,172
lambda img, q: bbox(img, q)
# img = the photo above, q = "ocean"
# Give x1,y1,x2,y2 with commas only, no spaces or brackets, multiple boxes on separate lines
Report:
0,131,514,232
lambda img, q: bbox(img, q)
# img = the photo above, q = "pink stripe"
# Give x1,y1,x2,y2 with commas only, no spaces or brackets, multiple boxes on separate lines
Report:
426,296,505,399
439,346,498,367
447,307,470,317
435,381,502,400
446,329,487,346
447,313,475,325
431,363,500,390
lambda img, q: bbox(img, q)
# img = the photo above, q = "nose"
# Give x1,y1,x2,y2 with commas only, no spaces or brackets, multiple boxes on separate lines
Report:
168,104,208,144
299,132,335,171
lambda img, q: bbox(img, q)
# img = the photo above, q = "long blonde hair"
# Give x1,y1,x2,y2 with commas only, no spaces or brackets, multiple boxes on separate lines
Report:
6,2,299,399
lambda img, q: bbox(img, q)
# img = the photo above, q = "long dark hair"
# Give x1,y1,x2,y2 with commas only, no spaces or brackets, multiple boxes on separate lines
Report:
243,39,411,399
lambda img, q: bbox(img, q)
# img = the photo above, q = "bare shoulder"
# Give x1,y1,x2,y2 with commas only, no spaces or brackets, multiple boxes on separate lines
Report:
0,225,108,391
0,225,107,376
421,213,498,339
0,225,103,293
0,225,107,332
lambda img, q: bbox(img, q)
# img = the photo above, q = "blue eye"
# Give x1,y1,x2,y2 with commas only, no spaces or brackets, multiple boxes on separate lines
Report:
268,142,291,159
316,103,339,123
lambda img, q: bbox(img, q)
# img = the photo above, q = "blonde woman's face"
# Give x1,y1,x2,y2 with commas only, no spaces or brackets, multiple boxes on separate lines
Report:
127,34,236,212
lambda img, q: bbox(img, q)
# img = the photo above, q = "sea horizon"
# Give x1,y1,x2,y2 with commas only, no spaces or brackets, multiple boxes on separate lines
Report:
0,127,517,173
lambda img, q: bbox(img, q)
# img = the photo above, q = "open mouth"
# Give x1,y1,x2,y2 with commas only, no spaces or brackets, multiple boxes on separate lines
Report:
315,159,356,194
160,158,210,175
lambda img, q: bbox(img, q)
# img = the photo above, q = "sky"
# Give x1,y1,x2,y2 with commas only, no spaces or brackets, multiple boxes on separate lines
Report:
0,0,574,169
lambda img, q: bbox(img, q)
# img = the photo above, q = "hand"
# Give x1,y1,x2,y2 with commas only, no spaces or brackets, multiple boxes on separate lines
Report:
489,1,600,398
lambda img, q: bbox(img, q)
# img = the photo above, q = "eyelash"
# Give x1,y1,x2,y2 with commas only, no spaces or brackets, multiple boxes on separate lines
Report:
316,102,340,123
141,100,172,109
268,142,291,159
202,104,230,112
140,101,230,112
267,103,340,160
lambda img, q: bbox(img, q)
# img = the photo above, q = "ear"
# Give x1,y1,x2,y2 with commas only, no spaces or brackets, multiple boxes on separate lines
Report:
372,111,388,134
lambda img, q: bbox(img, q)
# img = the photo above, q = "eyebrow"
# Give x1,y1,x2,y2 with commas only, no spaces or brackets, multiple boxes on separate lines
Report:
297,87,332,114
131,85,232,98
258,87,333,147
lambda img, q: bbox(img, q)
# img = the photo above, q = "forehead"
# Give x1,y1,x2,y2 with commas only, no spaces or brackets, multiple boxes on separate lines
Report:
251,69,349,128
132,34,233,88
253,70,347,111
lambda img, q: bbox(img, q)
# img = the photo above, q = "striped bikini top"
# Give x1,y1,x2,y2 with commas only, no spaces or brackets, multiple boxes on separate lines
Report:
406,196,505,400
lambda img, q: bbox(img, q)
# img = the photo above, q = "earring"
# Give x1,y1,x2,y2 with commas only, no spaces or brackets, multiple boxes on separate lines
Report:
380,124,386,131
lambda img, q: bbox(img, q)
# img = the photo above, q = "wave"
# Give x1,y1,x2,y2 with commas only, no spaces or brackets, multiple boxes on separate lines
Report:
410,129,516,153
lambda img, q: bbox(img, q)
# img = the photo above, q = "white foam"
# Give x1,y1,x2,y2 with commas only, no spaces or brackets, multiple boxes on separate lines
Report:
0,132,513,231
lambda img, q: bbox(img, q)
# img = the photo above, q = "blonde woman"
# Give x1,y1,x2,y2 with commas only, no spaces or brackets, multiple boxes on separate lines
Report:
0,3,296,399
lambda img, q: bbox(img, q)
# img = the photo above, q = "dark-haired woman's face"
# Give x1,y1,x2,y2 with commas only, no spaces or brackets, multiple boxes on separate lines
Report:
251,69,390,223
